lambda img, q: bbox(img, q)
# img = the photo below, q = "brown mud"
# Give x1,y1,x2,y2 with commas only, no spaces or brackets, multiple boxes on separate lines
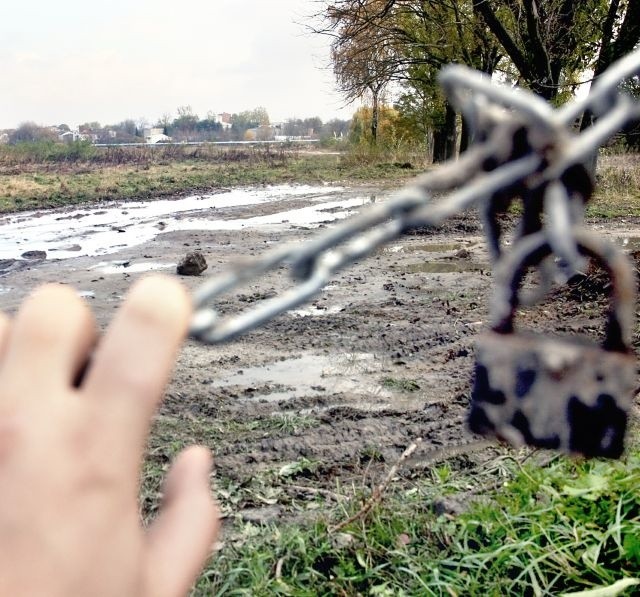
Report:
1,185,639,526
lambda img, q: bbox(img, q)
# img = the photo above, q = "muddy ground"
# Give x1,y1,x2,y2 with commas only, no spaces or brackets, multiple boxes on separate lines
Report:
1,184,639,528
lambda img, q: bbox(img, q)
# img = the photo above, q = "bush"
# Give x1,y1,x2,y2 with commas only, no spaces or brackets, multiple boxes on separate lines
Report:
0,140,97,163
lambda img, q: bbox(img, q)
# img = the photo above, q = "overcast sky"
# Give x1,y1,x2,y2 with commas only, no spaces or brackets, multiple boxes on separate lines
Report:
0,0,354,129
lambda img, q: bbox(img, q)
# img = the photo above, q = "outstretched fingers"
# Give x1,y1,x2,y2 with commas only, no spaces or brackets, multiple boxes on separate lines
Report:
144,446,220,597
0,312,11,364
0,285,97,398
82,275,191,453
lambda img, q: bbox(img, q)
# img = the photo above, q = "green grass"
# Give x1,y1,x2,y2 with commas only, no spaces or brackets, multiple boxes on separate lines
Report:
4,145,640,218
0,147,419,213
189,441,640,596
381,377,421,392
140,414,640,595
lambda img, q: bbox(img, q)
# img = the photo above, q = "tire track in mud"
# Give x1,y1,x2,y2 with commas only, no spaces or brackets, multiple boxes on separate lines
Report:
211,404,470,483
163,227,494,495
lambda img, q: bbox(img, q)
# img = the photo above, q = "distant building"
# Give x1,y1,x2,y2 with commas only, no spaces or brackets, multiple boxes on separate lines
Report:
59,130,82,143
143,127,164,138
143,127,171,143
147,134,171,144
213,112,232,130
0,132,9,144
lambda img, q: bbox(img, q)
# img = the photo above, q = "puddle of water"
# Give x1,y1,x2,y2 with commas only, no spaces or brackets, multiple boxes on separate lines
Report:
617,236,640,251
213,353,389,402
90,261,175,275
404,242,464,253
401,261,489,273
385,242,478,255
169,196,364,234
386,245,405,253
288,304,344,317
0,184,359,260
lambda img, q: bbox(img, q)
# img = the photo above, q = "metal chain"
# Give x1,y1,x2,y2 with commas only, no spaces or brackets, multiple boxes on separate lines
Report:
190,49,640,344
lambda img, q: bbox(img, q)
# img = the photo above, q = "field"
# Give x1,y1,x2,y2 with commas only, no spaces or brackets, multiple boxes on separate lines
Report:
0,143,419,212
2,148,640,595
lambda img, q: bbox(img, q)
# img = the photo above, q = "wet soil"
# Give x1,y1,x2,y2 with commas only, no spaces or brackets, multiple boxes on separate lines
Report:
1,184,639,525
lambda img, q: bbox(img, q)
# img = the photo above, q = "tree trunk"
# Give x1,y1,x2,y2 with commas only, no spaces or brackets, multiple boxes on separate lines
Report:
443,102,458,160
578,0,640,176
460,114,471,154
370,92,379,145
432,128,447,163
580,109,598,174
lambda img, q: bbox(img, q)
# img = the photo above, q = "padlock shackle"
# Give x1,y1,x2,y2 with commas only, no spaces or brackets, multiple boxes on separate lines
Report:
490,230,636,353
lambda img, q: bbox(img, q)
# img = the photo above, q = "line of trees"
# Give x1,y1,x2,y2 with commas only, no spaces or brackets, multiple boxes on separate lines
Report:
158,107,349,142
314,0,640,161
3,109,352,146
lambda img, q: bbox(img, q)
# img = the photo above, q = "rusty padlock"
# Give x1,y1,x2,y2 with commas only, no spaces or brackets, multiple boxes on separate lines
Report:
468,229,637,458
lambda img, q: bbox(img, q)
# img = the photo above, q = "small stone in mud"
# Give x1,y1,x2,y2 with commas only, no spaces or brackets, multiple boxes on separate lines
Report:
176,251,208,276
239,506,283,524
455,248,472,259
52,244,82,252
331,533,355,549
0,259,26,275
432,497,466,517
21,250,46,260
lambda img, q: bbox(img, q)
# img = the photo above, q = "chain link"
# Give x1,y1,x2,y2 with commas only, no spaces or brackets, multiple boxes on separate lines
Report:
190,49,640,344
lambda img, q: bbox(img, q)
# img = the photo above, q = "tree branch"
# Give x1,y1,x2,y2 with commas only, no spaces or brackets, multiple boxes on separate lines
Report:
473,0,534,82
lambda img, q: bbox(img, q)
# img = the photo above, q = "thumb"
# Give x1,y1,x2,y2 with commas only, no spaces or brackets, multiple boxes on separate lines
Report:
145,446,220,597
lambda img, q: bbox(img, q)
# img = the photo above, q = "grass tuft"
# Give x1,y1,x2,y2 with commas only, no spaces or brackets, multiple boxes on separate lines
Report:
188,439,640,596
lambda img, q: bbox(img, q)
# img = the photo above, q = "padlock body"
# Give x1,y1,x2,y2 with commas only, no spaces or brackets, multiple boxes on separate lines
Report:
469,331,637,458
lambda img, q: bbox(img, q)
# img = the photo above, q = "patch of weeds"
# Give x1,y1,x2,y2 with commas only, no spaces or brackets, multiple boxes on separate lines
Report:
194,436,640,595
216,475,285,516
380,376,421,392
266,413,319,434
217,414,318,437
222,419,264,434
588,155,640,218
139,459,167,524
278,458,320,479
359,444,385,464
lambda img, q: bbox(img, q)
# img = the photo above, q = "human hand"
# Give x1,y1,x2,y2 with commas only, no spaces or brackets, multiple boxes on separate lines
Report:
0,276,219,596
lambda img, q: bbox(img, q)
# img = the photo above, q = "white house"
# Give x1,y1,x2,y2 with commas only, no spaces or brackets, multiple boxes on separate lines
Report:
143,128,172,144
59,130,83,143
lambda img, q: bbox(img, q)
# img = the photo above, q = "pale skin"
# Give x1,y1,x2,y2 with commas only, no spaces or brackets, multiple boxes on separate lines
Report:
0,276,220,596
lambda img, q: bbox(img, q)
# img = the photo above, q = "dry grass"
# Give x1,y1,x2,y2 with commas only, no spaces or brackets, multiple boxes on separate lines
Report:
586,153,640,217
597,153,640,192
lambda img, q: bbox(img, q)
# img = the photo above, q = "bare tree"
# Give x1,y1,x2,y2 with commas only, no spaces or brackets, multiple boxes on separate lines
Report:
9,122,57,144
314,0,501,158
